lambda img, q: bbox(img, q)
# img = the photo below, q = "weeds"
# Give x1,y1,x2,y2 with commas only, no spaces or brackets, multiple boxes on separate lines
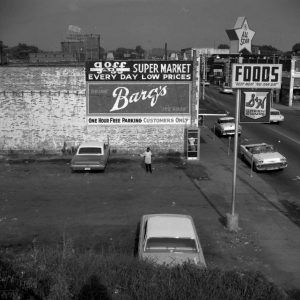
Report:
0,242,289,300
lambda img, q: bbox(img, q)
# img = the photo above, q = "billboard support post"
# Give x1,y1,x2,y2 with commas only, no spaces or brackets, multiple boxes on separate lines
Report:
226,88,240,231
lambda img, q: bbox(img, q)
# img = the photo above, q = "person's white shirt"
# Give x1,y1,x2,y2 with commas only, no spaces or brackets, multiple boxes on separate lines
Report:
141,151,152,164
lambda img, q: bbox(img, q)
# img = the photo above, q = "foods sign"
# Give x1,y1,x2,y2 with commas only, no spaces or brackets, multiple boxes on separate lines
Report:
232,64,282,89
85,61,193,125
240,90,271,123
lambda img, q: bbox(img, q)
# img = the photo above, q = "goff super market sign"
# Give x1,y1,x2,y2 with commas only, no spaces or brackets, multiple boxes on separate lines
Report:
232,64,282,89
86,61,193,125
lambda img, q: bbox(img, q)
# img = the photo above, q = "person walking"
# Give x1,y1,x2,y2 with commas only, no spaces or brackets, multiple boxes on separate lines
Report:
141,147,152,173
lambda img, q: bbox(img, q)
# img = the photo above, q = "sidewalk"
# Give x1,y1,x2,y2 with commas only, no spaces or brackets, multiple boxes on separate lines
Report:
194,126,300,292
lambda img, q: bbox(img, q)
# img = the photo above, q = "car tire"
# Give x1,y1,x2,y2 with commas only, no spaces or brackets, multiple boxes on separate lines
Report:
253,163,258,172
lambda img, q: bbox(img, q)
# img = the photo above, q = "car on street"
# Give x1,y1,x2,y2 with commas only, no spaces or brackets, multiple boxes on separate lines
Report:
219,84,233,94
269,108,284,123
70,140,110,172
201,80,210,87
214,116,242,136
240,143,287,172
138,214,206,267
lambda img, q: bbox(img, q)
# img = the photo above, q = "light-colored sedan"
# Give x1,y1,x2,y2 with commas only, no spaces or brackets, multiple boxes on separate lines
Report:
138,214,206,267
70,140,110,172
219,84,233,94
240,143,287,171
214,116,242,136
269,108,284,123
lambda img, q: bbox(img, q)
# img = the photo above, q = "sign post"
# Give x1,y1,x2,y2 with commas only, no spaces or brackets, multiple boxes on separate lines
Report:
226,63,282,231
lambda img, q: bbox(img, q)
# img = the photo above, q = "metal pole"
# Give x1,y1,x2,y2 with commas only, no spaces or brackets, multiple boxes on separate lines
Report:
231,89,241,216
197,127,201,161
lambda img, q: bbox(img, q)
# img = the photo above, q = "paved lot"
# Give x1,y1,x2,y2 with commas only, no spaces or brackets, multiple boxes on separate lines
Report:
0,127,299,294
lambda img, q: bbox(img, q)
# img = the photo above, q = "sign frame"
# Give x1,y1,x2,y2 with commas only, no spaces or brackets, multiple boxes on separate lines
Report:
239,89,271,123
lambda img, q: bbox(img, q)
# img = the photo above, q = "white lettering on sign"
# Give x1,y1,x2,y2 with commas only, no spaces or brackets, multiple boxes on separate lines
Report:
110,86,168,112
232,64,282,89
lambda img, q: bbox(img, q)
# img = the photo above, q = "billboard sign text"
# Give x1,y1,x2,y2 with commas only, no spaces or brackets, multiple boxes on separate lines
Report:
232,64,282,89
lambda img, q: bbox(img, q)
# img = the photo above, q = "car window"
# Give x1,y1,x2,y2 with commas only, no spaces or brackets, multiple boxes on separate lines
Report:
271,111,279,115
145,237,198,253
78,147,102,155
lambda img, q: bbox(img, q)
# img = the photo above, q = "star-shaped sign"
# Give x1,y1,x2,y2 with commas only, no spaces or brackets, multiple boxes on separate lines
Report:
234,18,255,53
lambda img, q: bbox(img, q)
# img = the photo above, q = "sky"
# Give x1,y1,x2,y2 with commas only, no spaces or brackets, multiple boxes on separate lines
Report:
0,0,299,52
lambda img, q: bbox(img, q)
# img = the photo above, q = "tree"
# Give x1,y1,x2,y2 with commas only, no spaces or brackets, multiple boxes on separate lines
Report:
7,43,39,60
258,45,281,56
292,43,300,54
217,44,229,49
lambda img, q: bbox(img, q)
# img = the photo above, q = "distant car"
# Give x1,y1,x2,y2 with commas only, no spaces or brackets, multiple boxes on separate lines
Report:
240,143,287,172
70,140,110,172
214,116,242,136
138,214,206,267
201,80,210,87
219,84,233,94
269,108,284,123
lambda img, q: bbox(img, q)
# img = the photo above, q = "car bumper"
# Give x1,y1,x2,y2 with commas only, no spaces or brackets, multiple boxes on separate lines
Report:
70,164,106,171
256,163,287,171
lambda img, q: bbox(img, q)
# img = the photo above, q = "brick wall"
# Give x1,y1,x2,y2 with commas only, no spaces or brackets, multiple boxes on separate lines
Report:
0,65,198,154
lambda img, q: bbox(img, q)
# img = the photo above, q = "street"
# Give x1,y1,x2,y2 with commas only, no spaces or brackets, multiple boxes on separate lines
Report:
203,86,300,225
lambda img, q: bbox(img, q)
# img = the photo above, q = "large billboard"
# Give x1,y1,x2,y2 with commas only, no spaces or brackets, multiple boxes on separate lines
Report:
85,61,193,125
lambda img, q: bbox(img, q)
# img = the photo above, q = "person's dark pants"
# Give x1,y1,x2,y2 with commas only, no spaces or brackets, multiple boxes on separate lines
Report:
145,163,152,173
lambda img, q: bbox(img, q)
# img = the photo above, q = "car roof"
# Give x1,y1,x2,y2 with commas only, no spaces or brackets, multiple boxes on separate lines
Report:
218,117,234,121
144,214,196,239
79,141,105,148
270,108,280,112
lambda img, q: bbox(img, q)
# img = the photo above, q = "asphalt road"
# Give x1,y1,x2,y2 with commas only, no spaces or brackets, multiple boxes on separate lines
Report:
203,86,300,220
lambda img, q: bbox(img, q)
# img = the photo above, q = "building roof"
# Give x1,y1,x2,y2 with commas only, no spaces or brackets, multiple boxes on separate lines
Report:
145,214,196,239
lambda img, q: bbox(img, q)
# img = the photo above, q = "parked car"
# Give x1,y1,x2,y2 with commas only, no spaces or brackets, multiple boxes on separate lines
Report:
138,214,206,267
214,116,242,136
219,84,233,94
269,108,284,123
240,143,287,172
201,80,210,87
70,140,110,172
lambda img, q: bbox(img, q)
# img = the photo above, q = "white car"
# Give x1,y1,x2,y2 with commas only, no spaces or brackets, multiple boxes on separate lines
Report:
138,214,206,267
201,81,210,87
269,108,284,123
70,140,110,172
240,143,287,172
219,84,233,94
215,117,242,136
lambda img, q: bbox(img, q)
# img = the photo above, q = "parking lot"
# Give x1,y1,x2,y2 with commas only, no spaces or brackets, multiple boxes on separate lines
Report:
0,153,262,268
1,127,300,293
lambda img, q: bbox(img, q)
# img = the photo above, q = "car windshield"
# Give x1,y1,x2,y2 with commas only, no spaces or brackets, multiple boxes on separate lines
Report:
78,147,102,155
250,145,274,154
145,237,198,253
220,119,234,124
271,111,280,115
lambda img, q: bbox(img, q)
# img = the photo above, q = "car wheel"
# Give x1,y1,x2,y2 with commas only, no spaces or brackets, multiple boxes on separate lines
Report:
253,163,258,172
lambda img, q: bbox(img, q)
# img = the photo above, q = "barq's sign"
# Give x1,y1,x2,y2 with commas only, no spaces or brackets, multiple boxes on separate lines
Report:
232,64,282,89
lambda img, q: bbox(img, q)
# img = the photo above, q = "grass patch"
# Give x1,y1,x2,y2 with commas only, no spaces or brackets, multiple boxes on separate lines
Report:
0,241,289,300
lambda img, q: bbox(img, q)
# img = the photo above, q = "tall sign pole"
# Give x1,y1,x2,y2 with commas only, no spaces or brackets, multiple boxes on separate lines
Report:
231,88,240,216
